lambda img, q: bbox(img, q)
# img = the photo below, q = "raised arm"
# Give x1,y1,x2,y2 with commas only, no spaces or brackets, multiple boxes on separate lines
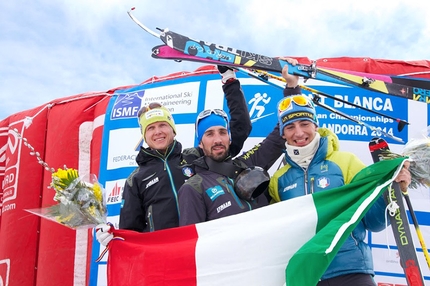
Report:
219,66,252,157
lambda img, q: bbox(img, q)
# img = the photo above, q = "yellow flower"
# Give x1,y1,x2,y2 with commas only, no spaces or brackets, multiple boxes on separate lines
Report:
51,168,79,191
93,183,103,202
88,205,96,217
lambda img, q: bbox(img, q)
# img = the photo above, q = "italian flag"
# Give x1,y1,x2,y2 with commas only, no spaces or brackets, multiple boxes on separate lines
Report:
106,157,407,286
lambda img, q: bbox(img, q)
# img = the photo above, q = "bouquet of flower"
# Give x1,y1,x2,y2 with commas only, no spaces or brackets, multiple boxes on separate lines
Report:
51,167,106,227
13,128,107,229
380,126,430,189
27,166,107,229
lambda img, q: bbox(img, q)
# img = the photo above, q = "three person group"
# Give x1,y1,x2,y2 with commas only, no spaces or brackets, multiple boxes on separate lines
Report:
96,62,411,286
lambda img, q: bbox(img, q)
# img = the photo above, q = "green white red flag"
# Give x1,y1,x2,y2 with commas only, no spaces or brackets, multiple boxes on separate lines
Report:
106,157,407,286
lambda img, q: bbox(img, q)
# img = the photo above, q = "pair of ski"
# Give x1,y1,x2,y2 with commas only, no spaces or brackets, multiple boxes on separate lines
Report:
127,8,430,104
369,138,425,285
149,45,408,143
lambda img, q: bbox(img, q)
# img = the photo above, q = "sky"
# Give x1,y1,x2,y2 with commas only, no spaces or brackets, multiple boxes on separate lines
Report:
1,0,429,119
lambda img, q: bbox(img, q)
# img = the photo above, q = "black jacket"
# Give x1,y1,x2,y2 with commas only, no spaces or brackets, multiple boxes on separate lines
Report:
177,86,302,225
178,124,286,225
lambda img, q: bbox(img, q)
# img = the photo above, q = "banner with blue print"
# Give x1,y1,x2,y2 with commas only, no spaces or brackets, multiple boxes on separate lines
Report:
89,70,412,286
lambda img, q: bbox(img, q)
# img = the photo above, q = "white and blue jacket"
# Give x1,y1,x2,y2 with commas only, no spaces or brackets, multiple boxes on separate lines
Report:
269,128,388,280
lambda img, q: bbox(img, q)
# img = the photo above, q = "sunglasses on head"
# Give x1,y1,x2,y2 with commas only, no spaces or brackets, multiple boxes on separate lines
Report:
278,95,312,113
195,109,228,137
137,102,163,119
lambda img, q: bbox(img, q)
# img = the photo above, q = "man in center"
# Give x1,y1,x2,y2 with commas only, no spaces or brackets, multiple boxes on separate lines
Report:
178,58,300,225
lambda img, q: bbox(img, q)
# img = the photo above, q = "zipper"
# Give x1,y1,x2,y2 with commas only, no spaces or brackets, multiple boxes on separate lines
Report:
304,169,308,195
310,177,315,194
147,205,154,232
151,142,181,218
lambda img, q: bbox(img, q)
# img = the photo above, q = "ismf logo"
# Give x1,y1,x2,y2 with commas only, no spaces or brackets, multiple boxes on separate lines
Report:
0,259,10,286
110,90,145,120
107,182,123,204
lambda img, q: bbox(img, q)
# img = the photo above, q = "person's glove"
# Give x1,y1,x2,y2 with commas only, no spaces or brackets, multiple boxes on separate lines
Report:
217,65,236,84
95,223,114,246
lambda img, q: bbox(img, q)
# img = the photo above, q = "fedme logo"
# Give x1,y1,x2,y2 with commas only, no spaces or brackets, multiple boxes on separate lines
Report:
110,91,144,120
107,182,123,204
0,259,10,286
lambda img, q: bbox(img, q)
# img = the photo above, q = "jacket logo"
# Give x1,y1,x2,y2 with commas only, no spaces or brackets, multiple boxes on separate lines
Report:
320,164,328,172
282,183,297,192
146,177,159,189
205,185,225,201
317,177,330,188
216,201,232,213
182,167,194,178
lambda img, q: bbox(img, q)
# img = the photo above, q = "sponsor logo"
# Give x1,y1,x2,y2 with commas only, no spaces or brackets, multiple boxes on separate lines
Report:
2,122,23,204
205,185,225,201
107,182,123,204
110,90,144,120
320,164,328,173
182,167,194,178
0,142,7,171
281,111,313,123
216,201,231,213
317,177,330,188
146,177,159,189
390,187,409,246
0,259,10,286
282,183,297,193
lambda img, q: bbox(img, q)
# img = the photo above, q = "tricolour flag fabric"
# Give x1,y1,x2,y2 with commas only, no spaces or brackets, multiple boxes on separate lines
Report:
106,157,407,286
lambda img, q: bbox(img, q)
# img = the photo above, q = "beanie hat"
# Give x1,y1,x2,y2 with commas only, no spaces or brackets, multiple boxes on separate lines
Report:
196,112,230,143
138,106,177,139
277,95,319,136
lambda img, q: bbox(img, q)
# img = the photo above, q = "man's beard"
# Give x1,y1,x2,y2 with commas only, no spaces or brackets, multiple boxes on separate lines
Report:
208,145,229,162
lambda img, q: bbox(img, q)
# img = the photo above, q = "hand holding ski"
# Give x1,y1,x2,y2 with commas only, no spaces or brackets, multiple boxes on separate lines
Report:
369,138,425,285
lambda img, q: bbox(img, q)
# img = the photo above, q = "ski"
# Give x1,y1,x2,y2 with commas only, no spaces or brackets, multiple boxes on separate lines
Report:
150,44,405,143
153,31,417,97
127,8,430,102
151,44,410,132
369,137,424,285
150,43,429,105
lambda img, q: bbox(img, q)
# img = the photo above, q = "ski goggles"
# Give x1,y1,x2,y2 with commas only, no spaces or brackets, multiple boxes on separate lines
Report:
195,109,229,137
278,95,313,113
137,102,165,130
137,102,163,119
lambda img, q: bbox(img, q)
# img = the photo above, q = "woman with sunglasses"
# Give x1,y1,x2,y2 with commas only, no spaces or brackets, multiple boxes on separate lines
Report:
96,66,257,245
268,66,411,286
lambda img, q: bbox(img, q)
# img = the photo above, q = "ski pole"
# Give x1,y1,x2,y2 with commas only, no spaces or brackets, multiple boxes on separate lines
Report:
399,182,430,269
248,68,410,132
237,67,404,143
311,94,404,143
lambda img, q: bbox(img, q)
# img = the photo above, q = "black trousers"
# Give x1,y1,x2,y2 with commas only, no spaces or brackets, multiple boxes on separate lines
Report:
317,273,375,286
